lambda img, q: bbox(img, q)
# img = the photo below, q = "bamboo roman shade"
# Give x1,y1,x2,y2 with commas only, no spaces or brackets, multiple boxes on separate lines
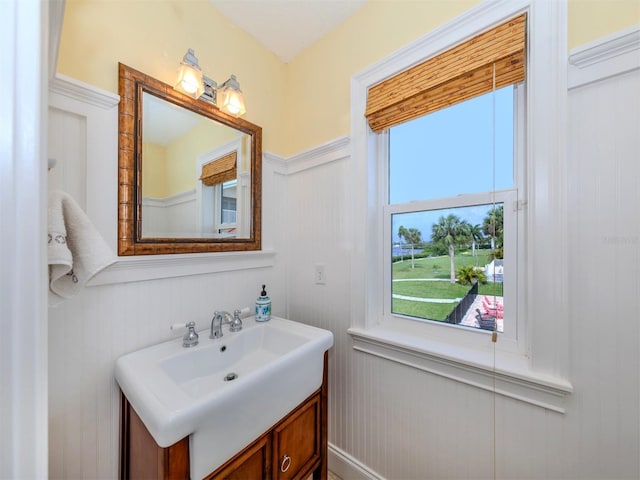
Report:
200,151,237,186
365,14,526,133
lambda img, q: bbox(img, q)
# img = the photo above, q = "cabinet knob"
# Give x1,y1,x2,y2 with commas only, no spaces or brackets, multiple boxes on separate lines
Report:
280,454,291,473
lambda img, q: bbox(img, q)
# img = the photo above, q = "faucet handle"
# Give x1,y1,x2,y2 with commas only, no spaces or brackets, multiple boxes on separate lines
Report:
171,321,199,348
230,310,243,332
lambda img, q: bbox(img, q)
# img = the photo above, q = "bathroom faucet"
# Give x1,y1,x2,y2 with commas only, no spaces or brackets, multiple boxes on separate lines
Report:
210,309,244,339
210,311,232,339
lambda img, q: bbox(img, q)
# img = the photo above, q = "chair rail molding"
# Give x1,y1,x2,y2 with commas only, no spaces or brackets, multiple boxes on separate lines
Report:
267,136,350,176
49,73,120,109
568,24,640,89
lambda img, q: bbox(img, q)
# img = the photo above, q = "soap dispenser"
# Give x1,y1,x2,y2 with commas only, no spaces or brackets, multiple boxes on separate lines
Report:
255,284,271,322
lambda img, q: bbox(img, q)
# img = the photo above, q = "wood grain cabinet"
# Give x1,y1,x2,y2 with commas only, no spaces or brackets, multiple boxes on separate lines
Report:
272,395,320,480
120,353,328,480
205,434,271,480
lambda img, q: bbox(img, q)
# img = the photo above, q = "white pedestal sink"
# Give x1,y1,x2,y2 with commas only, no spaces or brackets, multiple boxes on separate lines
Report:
115,316,333,479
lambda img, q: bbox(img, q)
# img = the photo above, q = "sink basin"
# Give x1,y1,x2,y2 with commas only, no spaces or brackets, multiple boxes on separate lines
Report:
115,316,333,478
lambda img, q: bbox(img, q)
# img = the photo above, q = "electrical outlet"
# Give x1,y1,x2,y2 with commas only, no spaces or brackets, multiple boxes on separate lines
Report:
314,264,326,285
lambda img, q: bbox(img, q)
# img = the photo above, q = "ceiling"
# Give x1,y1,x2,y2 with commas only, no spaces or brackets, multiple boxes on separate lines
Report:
208,0,368,63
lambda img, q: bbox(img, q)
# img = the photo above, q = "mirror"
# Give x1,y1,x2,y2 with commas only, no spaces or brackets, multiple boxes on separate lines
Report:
118,63,262,255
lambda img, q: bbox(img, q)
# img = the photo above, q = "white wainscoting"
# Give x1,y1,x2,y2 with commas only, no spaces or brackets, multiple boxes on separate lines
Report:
141,190,197,237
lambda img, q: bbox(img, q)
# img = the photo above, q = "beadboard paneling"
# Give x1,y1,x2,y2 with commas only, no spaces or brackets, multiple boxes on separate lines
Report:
564,66,640,479
47,107,87,209
48,269,283,479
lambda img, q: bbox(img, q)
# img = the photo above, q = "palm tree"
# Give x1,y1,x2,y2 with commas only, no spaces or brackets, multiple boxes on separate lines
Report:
467,223,484,259
482,205,504,250
431,214,467,283
398,226,422,269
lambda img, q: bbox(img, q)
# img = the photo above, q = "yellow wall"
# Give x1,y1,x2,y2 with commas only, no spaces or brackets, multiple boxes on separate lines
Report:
142,121,242,198
59,0,638,158
165,119,241,195
58,0,287,154
141,142,168,198
283,0,481,156
569,0,639,49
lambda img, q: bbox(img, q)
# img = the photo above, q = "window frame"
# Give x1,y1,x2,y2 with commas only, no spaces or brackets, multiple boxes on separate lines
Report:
348,0,573,412
381,84,525,353
216,179,239,233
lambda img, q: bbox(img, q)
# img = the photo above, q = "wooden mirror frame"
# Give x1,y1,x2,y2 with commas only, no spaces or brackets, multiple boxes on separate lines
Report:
118,63,262,255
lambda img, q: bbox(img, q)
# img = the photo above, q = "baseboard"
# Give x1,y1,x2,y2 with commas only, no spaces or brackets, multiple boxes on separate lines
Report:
328,443,385,480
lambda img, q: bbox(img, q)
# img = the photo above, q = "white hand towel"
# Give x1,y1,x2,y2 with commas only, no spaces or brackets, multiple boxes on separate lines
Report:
48,190,115,306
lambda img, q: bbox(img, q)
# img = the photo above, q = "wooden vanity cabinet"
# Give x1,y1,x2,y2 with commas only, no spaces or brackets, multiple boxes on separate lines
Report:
120,395,189,480
120,353,328,480
272,394,320,480
205,434,271,480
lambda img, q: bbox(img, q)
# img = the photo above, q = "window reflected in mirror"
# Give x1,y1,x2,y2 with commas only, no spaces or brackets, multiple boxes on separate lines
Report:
140,92,251,239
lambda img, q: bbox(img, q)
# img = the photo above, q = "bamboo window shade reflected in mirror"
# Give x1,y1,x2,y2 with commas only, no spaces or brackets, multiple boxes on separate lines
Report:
365,13,526,132
200,151,237,186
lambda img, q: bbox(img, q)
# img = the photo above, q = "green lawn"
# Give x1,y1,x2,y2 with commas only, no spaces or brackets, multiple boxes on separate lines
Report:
392,250,502,321
393,280,468,299
392,298,454,321
393,251,492,279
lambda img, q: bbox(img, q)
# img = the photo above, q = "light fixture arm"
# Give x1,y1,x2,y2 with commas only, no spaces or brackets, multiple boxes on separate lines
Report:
181,48,201,69
219,74,241,92
201,75,217,105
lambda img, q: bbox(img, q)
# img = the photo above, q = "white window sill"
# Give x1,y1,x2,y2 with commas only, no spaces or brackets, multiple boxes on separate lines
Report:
348,323,573,413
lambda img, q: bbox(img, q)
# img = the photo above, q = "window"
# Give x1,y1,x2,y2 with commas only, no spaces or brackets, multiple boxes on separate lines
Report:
368,13,527,343
218,179,238,234
196,142,241,237
349,0,572,412
386,85,522,336
221,180,238,224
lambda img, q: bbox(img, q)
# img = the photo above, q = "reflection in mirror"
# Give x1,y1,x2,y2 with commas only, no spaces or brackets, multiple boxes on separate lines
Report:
118,63,262,255
140,92,251,239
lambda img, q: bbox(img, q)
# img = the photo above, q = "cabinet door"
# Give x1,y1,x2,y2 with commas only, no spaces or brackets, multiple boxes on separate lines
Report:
205,434,271,480
272,395,320,480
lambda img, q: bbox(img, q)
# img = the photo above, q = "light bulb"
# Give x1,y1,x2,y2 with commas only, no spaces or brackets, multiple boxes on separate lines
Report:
174,50,204,99
180,71,200,94
225,95,242,115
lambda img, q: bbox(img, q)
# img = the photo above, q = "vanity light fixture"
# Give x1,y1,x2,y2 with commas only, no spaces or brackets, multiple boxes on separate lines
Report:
174,48,246,117
218,75,246,117
174,48,204,99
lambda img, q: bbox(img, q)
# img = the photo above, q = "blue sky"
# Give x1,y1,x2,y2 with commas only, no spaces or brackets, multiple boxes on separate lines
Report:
389,86,513,243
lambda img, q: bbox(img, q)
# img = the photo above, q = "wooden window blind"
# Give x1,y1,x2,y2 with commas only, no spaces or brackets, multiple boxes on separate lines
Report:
200,151,237,186
365,14,526,133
